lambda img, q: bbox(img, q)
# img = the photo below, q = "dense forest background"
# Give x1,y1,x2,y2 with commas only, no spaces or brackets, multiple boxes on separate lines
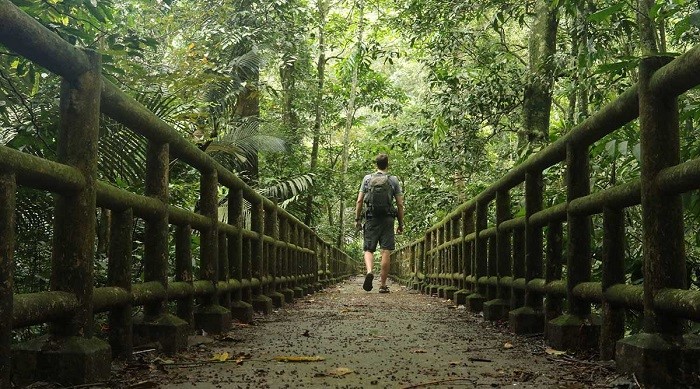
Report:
2,0,700,297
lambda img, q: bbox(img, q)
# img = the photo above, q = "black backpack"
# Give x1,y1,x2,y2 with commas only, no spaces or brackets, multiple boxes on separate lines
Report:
364,174,394,217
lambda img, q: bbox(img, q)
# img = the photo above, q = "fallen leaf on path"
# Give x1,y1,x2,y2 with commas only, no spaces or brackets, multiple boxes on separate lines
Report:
315,367,353,377
151,357,174,364
411,349,427,354
449,360,461,366
211,352,230,361
544,347,566,356
128,381,159,388
274,355,325,362
503,342,513,349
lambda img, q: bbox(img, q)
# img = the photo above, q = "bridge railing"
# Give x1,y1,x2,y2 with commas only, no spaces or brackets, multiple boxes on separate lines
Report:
0,0,354,386
392,48,700,385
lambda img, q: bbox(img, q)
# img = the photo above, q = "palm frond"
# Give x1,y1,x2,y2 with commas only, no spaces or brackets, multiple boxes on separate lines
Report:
259,173,315,203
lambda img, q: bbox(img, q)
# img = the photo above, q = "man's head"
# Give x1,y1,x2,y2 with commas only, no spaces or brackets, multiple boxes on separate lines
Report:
375,153,389,170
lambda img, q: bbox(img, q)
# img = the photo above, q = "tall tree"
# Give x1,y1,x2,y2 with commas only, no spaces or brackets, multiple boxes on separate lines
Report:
337,0,365,248
304,0,328,225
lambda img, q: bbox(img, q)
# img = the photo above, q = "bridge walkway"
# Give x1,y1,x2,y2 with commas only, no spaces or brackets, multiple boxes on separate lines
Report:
106,276,624,389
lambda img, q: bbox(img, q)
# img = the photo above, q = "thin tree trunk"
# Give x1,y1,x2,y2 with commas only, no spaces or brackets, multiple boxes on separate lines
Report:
337,0,365,248
519,0,560,150
638,0,659,55
304,0,328,226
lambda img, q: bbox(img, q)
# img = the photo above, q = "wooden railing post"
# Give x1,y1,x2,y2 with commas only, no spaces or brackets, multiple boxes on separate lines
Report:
108,208,134,359
466,201,488,311
543,221,563,337
509,171,544,334
229,188,253,323
194,169,231,333
292,225,305,298
0,172,16,388
548,144,599,350
279,217,295,302
436,225,446,297
12,50,112,385
175,224,194,326
511,225,526,309
600,207,625,360
266,206,285,307
251,201,273,313
616,55,700,385
133,136,187,353
484,190,511,320
445,218,460,299
455,210,473,305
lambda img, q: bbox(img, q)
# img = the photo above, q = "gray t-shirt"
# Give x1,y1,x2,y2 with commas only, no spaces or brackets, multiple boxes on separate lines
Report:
359,172,403,196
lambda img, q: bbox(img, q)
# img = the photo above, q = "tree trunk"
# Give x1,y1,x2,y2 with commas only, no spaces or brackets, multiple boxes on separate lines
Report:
637,0,659,55
336,0,364,248
304,0,328,226
519,0,559,150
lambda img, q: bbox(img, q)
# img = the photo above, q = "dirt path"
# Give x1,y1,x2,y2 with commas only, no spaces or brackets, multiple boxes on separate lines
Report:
106,276,627,389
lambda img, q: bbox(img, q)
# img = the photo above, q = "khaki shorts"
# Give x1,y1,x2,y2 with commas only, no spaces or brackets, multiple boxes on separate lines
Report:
363,216,396,252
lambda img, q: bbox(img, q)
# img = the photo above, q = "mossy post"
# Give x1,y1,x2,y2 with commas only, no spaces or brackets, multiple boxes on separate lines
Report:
0,171,16,388
228,187,253,323
466,201,487,312
175,224,194,326
436,225,446,298
304,229,314,294
484,190,511,321
444,218,460,300
543,221,562,338
12,50,111,385
279,217,295,302
266,205,285,307
133,135,187,354
600,207,625,360
616,55,700,385
455,210,473,305
108,208,134,359
251,200,273,313
292,225,305,298
510,171,544,334
193,168,231,333
548,143,600,351
511,226,525,309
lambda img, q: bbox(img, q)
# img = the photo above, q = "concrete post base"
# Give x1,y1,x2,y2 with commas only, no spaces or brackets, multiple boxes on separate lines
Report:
508,306,544,335
546,314,601,351
293,287,305,298
133,313,189,354
11,335,111,387
314,282,323,292
267,291,286,308
616,333,700,387
454,289,470,305
444,286,459,301
483,299,510,321
281,288,295,303
437,285,447,298
304,285,315,295
194,304,232,334
428,285,439,296
465,293,486,312
251,294,274,314
230,300,254,323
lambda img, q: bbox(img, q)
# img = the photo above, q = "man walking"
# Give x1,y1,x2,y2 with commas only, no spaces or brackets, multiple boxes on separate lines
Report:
355,153,404,293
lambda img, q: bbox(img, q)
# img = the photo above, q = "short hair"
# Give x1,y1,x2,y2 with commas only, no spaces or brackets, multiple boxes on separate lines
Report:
375,153,389,170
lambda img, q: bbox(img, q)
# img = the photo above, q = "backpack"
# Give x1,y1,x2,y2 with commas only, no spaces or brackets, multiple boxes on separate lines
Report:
364,173,394,217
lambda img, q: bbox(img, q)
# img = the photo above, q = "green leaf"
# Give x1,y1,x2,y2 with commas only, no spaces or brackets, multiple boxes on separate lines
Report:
588,4,625,23
632,143,641,162
690,11,700,27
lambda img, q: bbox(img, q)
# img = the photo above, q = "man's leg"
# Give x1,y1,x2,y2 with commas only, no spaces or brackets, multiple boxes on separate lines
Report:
380,249,391,287
363,251,375,291
364,251,374,274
